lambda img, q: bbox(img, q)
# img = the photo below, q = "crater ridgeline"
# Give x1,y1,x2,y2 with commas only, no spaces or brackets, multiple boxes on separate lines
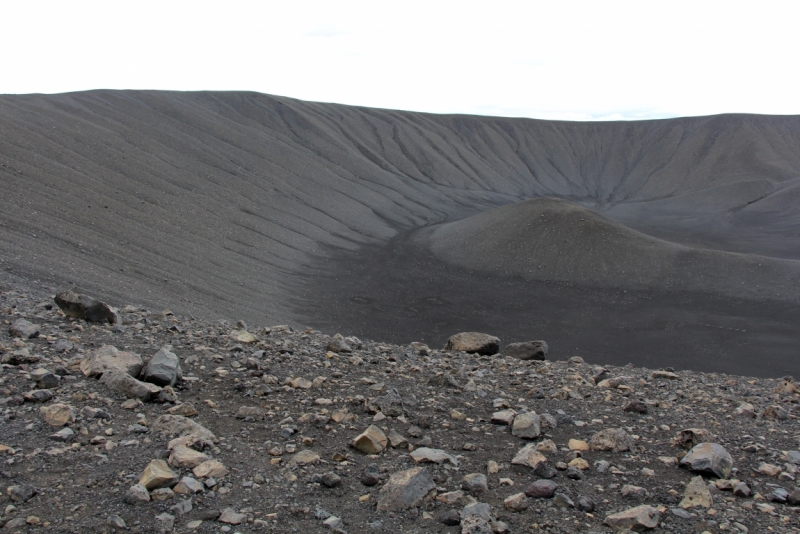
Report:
1,90,799,375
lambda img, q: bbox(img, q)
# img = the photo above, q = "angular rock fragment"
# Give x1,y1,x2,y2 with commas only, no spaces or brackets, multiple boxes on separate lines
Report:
173,476,204,494
624,399,649,414
31,368,59,389
40,403,75,427
490,409,517,425
410,447,459,466
605,505,661,531
621,484,648,500
589,428,634,453
502,341,547,360
107,514,126,529
139,459,179,490
361,463,381,486
376,467,435,511
387,429,409,449
460,502,493,534
650,370,679,379
511,443,548,469
168,445,209,469
9,318,39,339
54,289,120,324
167,403,198,417
733,481,751,497
503,492,529,512
672,428,715,449
444,332,500,355
511,412,541,438
291,449,321,466
151,415,215,441
81,345,143,378
524,479,558,498
461,473,488,494
125,483,151,505
679,476,713,508
230,330,257,343
327,333,352,353
99,367,162,401
761,405,790,420
218,508,247,524
351,425,388,454
24,389,54,403
192,460,229,478
2,349,40,365
679,442,733,479
734,402,756,418
7,484,37,503
140,346,182,386
49,427,74,442
568,439,589,451
235,406,263,419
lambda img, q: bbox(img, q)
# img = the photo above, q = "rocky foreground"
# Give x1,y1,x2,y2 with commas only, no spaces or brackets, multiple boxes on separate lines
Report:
1,288,800,533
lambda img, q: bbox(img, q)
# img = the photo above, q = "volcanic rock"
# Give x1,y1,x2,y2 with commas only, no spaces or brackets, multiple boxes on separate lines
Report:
54,290,120,324
100,367,162,401
80,345,143,378
351,425,388,454
9,318,39,339
511,412,541,438
140,346,182,386
604,505,661,531
502,341,547,360
444,332,500,355
139,459,178,490
376,467,435,511
524,480,558,498
589,428,634,453
679,443,733,478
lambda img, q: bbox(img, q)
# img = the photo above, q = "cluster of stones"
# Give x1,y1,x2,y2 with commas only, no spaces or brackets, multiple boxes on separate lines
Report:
1,289,800,533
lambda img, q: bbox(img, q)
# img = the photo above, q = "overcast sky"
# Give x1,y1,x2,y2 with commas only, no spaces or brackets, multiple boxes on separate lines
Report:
3,1,798,120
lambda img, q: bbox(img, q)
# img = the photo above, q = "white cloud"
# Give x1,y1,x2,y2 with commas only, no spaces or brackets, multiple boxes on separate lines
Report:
2,0,799,121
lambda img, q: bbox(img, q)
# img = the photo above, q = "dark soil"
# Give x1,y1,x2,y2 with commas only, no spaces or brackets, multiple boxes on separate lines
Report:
299,233,800,379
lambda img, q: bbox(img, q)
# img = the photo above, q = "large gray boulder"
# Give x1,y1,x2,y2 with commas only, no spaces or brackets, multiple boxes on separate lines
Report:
150,415,216,441
9,319,40,339
140,347,182,387
376,467,435,511
54,289,120,324
99,368,162,401
590,428,635,453
444,332,500,355
605,505,661,531
679,442,733,479
503,341,548,360
80,345,143,378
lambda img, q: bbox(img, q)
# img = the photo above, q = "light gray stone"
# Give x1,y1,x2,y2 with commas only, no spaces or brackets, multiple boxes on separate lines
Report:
140,347,182,386
511,412,541,439
503,341,547,360
9,318,39,339
100,367,162,401
444,332,500,355
376,467,436,511
81,345,143,378
679,442,733,479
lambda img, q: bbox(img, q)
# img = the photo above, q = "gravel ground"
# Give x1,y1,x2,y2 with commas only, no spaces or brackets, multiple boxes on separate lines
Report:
2,286,800,533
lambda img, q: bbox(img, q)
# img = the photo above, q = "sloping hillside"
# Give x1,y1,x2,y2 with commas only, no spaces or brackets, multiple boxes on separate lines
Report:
1,90,799,325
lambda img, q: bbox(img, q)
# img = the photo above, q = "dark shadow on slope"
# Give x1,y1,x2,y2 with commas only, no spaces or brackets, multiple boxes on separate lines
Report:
295,232,800,379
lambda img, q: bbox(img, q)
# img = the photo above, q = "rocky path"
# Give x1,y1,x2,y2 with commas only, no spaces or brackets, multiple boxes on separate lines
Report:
1,287,800,533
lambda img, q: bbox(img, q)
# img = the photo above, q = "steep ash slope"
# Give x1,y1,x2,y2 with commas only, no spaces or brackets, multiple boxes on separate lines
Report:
1,90,799,327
